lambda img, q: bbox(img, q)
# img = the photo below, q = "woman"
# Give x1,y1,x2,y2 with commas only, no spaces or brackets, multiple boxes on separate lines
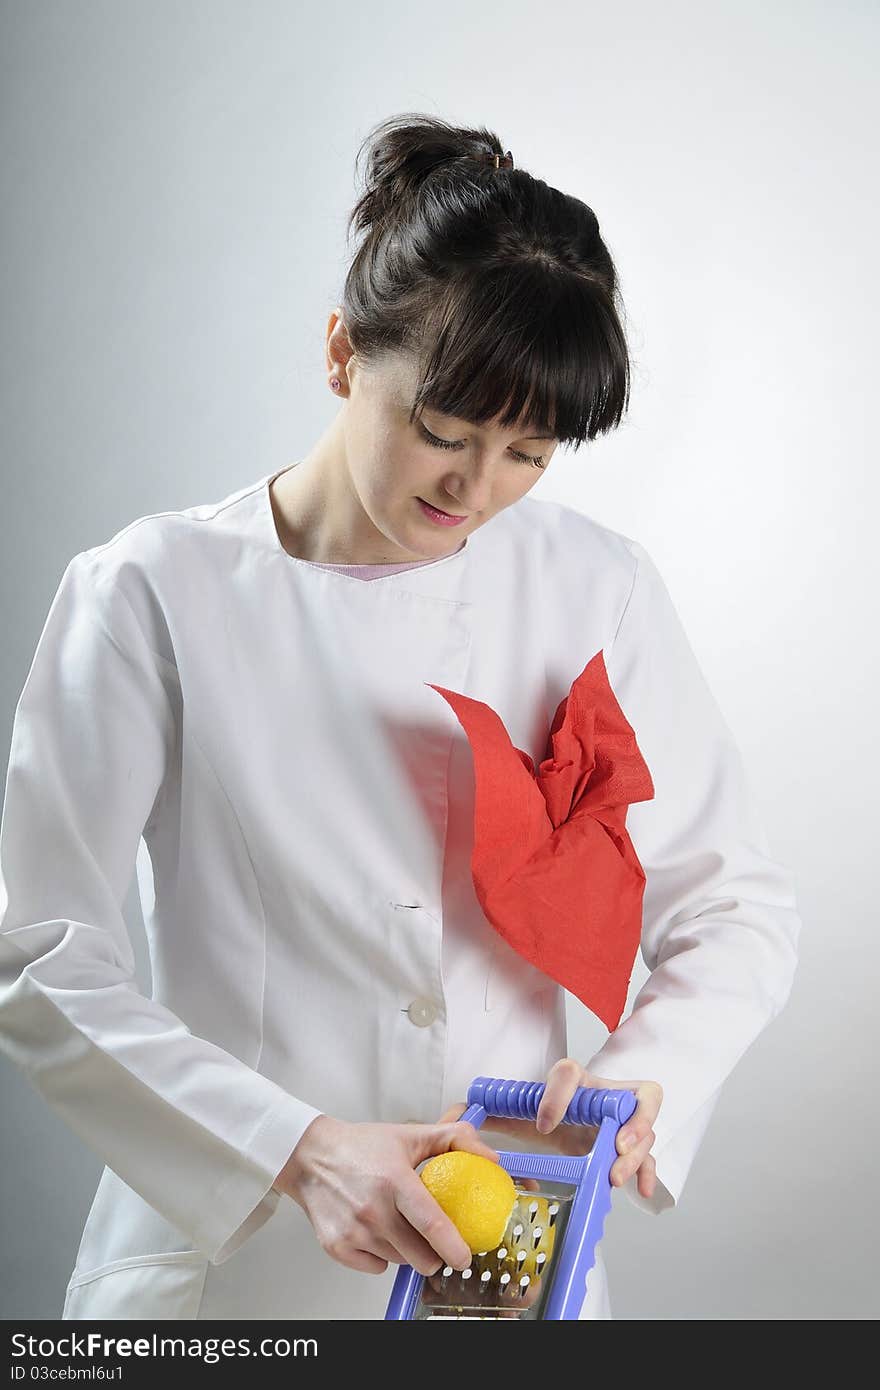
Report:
0,114,801,1321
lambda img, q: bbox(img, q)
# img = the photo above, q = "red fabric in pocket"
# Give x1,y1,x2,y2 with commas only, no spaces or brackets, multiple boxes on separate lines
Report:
428,648,655,1031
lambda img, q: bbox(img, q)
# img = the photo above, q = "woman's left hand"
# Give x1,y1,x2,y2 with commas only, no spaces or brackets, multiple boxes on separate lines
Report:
438,1056,663,1200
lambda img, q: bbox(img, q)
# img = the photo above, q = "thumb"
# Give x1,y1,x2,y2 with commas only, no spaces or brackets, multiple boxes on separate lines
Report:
438,1101,467,1123
408,1120,500,1167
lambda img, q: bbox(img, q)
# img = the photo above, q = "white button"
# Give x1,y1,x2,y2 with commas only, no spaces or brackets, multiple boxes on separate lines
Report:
406,997,438,1027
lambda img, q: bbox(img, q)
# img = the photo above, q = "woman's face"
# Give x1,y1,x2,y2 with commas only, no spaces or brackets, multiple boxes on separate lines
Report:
341,345,560,557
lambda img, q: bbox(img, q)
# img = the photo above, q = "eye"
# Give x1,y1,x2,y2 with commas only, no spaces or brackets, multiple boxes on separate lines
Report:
417,421,546,469
418,422,461,452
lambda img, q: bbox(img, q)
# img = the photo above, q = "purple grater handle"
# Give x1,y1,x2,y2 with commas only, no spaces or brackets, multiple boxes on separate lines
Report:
464,1075,636,1129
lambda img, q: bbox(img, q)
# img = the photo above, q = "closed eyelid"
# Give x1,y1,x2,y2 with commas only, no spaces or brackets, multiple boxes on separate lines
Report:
418,420,547,469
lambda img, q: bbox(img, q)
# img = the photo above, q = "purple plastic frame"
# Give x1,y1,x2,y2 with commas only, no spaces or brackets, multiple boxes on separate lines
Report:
384,1075,637,1320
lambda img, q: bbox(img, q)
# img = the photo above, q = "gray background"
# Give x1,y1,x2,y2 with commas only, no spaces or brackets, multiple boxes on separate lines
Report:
2,0,877,1320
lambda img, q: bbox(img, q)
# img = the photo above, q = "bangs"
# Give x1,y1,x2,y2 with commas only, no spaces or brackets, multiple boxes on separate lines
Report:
405,263,630,447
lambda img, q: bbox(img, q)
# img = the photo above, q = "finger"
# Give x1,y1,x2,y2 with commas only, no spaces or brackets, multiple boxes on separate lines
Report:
327,1221,405,1275
613,1082,663,1158
611,1130,656,1187
381,1212,459,1278
576,1071,663,1156
636,1154,657,1200
355,1221,447,1277
535,1056,582,1133
395,1174,473,1271
350,1227,416,1269
332,1244,389,1275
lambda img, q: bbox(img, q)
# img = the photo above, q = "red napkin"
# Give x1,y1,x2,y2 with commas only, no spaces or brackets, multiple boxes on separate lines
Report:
427,649,655,1031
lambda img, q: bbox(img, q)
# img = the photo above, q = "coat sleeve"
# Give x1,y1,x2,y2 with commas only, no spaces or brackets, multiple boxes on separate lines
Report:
588,538,802,1215
0,551,323,1264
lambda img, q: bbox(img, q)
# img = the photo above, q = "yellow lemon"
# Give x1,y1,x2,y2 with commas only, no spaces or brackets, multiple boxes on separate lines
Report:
420,1151,517,1254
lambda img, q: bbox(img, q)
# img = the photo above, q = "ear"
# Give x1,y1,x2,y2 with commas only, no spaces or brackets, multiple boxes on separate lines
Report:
323,307,355,386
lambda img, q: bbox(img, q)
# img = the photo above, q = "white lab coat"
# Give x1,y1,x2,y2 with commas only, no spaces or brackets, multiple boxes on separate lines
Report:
0,462,801,1320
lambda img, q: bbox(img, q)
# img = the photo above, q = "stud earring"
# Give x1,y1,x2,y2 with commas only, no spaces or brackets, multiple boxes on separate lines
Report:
330,377,341,391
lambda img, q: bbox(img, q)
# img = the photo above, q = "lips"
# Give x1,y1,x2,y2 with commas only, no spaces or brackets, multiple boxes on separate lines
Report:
418,498,467,518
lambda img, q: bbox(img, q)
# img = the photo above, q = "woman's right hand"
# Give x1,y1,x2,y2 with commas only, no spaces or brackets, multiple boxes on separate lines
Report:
273,1114,501,1276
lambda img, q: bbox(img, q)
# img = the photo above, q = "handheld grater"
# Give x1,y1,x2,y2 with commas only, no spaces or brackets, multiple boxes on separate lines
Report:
385,1074,637,1320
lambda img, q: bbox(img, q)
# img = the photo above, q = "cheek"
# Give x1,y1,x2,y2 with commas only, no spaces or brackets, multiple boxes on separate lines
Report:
385,446,422,496
506,466,542,503
383,443,440,497
355,438,408,499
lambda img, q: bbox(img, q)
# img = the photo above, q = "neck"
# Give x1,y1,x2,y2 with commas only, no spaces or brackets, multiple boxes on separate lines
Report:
269,417,457,565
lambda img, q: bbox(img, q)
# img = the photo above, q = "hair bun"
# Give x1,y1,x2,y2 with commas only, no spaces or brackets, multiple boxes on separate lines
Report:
348,116,518,239
483,149,514,171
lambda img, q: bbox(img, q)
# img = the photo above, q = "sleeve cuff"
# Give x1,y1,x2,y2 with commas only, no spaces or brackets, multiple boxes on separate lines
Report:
195,1096,325,1265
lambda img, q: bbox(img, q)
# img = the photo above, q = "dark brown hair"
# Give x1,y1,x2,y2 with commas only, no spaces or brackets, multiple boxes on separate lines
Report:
341,113,632,449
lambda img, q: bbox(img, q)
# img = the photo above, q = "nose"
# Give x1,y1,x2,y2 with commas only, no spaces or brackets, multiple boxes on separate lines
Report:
441,459,494,515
